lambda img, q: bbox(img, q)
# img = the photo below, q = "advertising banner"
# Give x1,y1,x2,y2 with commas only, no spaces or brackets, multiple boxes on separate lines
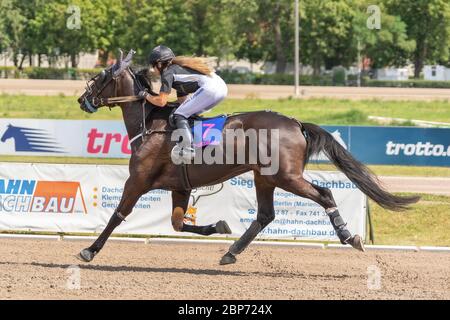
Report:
0,163,366,241
322,125,450,167
0,119,129,158
1,118,448,166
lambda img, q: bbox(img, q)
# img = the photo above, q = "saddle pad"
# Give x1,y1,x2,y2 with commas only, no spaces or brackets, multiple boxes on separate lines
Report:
192,116,227,148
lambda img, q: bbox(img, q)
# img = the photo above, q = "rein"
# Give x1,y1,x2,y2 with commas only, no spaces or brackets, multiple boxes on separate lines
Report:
93,95,142,107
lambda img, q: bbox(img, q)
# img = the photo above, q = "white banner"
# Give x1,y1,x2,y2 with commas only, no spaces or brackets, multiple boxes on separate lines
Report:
0,118,129,158
0,163,366,241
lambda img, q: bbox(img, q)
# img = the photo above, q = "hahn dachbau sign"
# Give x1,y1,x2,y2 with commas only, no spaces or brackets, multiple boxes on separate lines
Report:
0,163,365,241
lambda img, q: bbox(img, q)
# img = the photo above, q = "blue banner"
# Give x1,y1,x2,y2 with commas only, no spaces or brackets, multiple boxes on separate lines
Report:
322,126,450,167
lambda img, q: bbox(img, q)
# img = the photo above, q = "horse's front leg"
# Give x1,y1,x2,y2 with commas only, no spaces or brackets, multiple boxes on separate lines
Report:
77,175,148,262
172,190,232,236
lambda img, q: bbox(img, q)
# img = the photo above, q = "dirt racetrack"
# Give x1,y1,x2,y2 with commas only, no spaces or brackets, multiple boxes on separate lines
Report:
0,238,448,300
1,79,450,100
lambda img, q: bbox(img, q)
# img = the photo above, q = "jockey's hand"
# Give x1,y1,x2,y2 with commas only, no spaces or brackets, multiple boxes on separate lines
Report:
138,90,149,100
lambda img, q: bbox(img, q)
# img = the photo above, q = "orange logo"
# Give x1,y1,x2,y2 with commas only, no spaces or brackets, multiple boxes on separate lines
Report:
31,181,87,213
184,206,197,225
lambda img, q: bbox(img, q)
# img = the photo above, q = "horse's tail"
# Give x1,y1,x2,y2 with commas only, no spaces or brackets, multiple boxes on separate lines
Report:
302,123,420,211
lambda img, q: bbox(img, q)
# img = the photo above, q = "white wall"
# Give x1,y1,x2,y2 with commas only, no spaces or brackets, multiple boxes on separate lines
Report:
376,68,409,81
424,65,450,81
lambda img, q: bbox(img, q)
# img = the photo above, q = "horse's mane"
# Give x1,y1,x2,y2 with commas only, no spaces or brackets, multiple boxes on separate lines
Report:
132,67,154,93
131,67,180,122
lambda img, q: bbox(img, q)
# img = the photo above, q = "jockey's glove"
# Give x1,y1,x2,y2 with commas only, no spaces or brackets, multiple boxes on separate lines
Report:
138,90,149,100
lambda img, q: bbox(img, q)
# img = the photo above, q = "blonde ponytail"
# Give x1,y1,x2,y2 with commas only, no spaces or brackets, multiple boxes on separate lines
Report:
172,56,213,76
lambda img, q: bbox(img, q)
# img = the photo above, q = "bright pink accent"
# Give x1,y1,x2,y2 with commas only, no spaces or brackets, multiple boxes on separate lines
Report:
202,123,215,140
103,133,122,154
87,129,104,154
121,136,131,154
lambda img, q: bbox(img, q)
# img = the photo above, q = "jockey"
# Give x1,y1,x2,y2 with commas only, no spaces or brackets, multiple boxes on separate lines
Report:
140,45,228,162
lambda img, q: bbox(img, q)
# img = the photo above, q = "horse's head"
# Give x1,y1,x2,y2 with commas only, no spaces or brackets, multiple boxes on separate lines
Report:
78,49,136,113
1,124,14,142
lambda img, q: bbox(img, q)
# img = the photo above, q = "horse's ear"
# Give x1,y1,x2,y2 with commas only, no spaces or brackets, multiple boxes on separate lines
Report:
118,49,124,63
114,49,124,69
123,49,136,64
113,49,135,77
113,49,125,77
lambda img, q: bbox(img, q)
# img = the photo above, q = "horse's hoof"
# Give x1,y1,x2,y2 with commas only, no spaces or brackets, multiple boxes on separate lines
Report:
349,235,365,252
220,252,237,265
76,248,96,262
216,220,232,234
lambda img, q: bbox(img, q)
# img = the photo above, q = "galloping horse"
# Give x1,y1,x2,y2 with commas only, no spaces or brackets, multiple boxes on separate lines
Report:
76,50,419,265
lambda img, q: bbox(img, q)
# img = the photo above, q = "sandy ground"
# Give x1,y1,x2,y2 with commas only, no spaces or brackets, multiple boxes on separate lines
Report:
380,176,450,195
0,79,449,100
0,238,448,300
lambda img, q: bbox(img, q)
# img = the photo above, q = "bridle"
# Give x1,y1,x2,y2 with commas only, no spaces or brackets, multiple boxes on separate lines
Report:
83,67,144,113
82,64,170,147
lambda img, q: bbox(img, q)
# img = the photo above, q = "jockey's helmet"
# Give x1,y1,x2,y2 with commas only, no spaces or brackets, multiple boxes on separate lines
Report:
148,45,175,67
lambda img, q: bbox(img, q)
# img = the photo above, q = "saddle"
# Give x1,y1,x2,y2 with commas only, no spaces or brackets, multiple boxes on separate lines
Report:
142,101,227,148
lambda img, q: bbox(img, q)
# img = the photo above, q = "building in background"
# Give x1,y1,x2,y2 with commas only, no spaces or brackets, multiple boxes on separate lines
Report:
375,68,409,81
424,65,450,81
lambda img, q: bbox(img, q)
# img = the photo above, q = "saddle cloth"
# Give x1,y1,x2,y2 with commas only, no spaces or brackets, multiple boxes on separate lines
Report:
190,115,227,148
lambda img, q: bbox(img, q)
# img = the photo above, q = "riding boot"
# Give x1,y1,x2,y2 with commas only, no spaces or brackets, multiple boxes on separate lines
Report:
172,115,195,162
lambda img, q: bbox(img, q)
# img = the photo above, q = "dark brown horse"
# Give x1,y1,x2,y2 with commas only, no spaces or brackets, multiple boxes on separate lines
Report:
76,51,419,265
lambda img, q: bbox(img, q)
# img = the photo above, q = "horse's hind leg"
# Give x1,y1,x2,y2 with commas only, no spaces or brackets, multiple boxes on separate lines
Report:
77,175,148,262
172,190,232,235
220,174,275,265
282,177,364,251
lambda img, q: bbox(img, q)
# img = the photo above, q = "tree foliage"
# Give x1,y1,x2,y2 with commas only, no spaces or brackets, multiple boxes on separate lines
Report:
385,0,450,76
0,0,448,74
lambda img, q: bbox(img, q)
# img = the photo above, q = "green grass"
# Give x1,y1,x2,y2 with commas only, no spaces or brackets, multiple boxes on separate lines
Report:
1,93,450,125
370,193,450,246
306,163,450,178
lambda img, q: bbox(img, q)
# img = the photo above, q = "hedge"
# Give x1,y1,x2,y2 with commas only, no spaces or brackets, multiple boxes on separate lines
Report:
217,70,334,86
1,66,449,88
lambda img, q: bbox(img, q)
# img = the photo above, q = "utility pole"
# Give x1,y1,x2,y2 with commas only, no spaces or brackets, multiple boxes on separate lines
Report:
295,0,300,96
357,39,362,87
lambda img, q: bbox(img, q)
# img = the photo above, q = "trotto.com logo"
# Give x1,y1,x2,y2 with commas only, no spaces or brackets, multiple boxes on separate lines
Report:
0,179,87,213
386,141,450,157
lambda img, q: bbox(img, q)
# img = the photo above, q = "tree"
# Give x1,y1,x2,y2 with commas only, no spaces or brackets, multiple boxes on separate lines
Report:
300,0,356,75
1,0,29,68
230,0,295,73
186,0,238,63
352,1,415,69
386,0,450,77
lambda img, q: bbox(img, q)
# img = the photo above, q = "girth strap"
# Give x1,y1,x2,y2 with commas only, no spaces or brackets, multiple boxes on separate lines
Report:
180,163,192,191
